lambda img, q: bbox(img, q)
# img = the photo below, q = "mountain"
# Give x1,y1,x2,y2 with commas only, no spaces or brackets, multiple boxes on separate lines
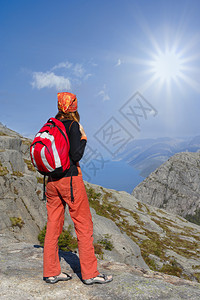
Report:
1,122,200,294
132,152,200,225
116,136,200,177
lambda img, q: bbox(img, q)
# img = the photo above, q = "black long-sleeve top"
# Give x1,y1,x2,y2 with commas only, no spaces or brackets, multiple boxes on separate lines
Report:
62,120,87,177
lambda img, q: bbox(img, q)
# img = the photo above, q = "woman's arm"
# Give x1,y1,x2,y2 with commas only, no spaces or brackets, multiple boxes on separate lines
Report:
69,121,87,162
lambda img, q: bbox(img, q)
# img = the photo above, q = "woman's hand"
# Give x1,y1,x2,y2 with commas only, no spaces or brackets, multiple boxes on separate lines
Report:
79,123,87,138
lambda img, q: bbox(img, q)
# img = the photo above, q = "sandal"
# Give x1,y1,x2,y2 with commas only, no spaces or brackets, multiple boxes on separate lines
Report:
83,274,113,285
45,272,72,284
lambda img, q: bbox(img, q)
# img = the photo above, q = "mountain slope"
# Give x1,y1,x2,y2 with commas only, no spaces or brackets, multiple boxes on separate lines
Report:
1,122,200,283
1,235,200,299
132,152,200,225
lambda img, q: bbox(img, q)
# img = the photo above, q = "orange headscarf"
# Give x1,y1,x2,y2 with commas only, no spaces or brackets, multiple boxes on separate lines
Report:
57,92,77,113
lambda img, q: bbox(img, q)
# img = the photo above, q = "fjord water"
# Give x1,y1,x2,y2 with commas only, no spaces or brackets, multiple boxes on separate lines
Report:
82,159,144,194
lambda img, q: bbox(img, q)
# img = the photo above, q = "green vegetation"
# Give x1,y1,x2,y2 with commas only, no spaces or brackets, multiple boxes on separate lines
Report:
94,243,104,259
37,176,44,184
192,265,200,270
160,259,183,277
24,159,36,172
140,235,163,258
141,252,158,270
185,209,200,226
9,161,24,177
10,217,24,229
137,201,144,212
14,187,18,195
0,131,8,136
193,273,200,282
38,225,78,251
85,184,200,282
12,171,24,177
94,234,114,259
22,139,32,146
38,223,106,259
97,234,114,251
36,190,41,196
0,161,9,176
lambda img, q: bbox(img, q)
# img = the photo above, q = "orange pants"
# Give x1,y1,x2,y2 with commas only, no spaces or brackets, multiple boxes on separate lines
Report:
43,175,99,280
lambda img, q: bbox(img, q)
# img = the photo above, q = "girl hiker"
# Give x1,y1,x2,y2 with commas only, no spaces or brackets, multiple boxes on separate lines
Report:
43,92,113,285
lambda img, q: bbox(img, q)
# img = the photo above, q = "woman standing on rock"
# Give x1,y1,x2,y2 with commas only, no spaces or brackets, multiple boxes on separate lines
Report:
43,92,113,285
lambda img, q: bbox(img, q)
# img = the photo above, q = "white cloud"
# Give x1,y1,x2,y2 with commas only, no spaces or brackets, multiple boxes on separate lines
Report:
31,72,71,90
115,59,122,67
98,90,110,101
51,61,72,71
84,73,92,80
97,85,110,101
73,63,85,78
31,61,92,91
52,61,87,78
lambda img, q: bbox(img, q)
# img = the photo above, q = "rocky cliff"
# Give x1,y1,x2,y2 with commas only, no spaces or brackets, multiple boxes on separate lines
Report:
0,122,46,243
132,152,200,225
1,123,200,299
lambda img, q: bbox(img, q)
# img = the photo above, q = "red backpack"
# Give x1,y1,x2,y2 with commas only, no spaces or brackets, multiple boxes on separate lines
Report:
30,118,70,177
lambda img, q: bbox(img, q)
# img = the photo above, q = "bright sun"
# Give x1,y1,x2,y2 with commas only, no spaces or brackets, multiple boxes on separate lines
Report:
132,26,200,94
151,51,183,81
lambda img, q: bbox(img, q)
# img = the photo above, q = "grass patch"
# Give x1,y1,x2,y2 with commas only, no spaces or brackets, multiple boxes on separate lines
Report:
94,243,104,259
14,187,18,195
142,203,151,214
36,190,41,196
12,171,24,177
140,236,163,258
157,209,167,215
0,161,9,176
193,273,200,283
97,234,114,251
141,253,158,270
160,259,183,277
137,202,144,212
22,139,32,146
38,225,78,251
130,211,144,226
37,176,44,184
192,265,200,270
24,159,36,172
185,209,200,226
0,131,8,136
10,217,24,229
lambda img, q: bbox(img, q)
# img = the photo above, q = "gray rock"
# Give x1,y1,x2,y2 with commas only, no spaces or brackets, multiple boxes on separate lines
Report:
91,208,148,269
132,152,200,220
0,235,200,300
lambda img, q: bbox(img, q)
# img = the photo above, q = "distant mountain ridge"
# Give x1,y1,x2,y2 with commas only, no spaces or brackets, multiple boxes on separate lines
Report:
116,135,200,177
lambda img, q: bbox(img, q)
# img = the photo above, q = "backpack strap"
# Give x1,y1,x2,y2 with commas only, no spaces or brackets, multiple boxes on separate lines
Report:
69,120,75,132
69,120,75,203
43,175,46,201
61,119,75,203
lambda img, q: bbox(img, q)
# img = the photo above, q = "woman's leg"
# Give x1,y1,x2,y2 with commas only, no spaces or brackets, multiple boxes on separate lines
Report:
43,179,65,278
58,176,99,280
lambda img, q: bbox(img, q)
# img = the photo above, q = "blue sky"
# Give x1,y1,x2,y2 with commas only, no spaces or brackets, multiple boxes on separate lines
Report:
1,0,200,157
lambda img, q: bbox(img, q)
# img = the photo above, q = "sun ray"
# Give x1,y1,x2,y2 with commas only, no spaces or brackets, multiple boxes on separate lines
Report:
178,73,200,93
